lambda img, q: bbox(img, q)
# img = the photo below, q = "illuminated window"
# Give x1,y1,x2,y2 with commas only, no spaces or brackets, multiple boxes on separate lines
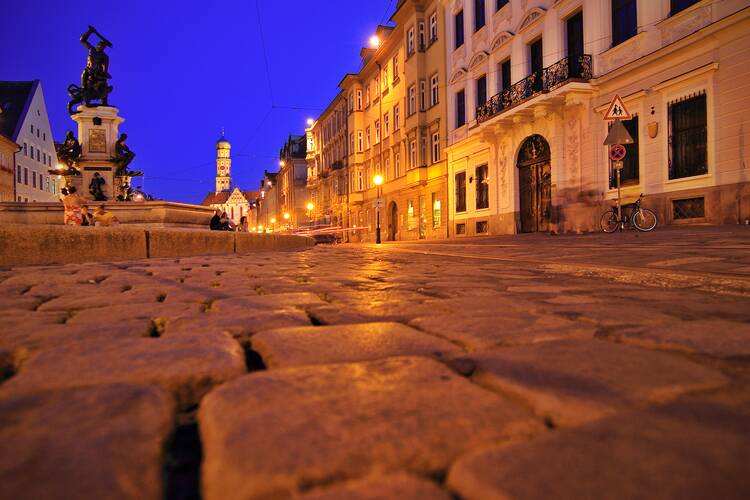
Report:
409,140,417,168
432,193,441,228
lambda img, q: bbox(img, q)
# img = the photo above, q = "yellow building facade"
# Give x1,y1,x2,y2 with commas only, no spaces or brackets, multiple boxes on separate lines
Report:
444,0,750,236
348,0,450,242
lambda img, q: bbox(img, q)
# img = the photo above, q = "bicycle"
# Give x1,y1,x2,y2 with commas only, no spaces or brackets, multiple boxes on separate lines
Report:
600,193,658,233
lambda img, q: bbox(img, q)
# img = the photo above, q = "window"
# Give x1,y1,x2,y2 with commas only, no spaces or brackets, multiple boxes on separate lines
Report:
671,0,701,16
357,171,364,191
455,11,464,49
499,59,511,92
365,127,371,149
420,80,426,111
52,179,56,194
30,124,34,134
36,149,40,162
609,116,639,188
356,89,363,110
385,156,390,180
476,221,488,234
456,89,466,128
418,22,426,51
455,172,467,212
392,56,399,82
456,223,466,235
429,13,438,42
30,145,34,159
357,131,363,152
431,132,440,163
350,132,355,152
530,38,544,74
673,197,705,219
395,149,401,177
366,84,371,107
16,165,21,182
432,193,441,228
476,74,487,108
669,93,707,180
407,28,415,54
394,104,401,130
476,164,489,209
43,152,46,164
496,0,508,11
612,0,637,46
407,200,416,230
375,120,380,143
408,85,417,115
23,143,27,156
409,140,417,168
32,171,36,188
474,0,486,32
43,132,46,141
382,67,389,91
384,113,390,137
430,74,439,106
567,11,584,76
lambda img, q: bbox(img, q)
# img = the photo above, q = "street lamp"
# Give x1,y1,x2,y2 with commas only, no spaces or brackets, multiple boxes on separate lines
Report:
373,174,384,244
306,202,314,226
369,35,381,48
306,118,314,126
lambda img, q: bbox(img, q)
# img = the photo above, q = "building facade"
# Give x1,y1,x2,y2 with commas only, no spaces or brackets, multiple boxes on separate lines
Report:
337,0,450,242
201,133,256,224
0,80,59,202
444,0,750,236
278,134,309,230
0,134,17,202
306,93,349,230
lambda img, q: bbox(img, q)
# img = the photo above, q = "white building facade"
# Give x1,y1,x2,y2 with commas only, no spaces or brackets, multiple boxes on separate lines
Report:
1,81,60,202
443,0,750,236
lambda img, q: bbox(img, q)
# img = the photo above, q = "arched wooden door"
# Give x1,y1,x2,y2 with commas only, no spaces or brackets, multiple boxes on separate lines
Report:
387,201,398,241
517,135,551,233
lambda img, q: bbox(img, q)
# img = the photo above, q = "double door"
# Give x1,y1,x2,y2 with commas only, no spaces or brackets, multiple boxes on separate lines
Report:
519,162,551,233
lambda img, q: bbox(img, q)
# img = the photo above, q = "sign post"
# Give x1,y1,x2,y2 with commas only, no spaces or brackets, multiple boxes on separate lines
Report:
603,95,634,231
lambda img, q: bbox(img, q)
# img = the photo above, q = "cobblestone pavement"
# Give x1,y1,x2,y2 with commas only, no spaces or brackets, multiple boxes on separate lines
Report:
1,226,749,499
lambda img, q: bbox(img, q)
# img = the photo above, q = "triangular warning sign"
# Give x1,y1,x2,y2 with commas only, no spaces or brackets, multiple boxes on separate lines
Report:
603,94,632,121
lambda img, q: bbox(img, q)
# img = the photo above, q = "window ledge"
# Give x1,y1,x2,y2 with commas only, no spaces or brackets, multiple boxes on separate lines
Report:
665,172,710,185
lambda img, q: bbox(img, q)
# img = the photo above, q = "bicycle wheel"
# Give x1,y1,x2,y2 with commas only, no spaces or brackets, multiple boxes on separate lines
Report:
632,208,657,232
600,210,619,233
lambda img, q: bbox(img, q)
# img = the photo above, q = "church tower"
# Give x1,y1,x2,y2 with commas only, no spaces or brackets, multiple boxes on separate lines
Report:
216,130,231,192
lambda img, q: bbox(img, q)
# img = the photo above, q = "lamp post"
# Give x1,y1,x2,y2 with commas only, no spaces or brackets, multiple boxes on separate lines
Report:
373,174,383,244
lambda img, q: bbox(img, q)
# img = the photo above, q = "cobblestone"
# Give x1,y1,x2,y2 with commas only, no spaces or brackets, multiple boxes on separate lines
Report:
0,226,748,498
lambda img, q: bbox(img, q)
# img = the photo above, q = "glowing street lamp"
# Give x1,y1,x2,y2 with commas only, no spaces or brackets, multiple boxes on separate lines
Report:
283,212,290,220
306,202,314,225
369,35,380,48
373,174,384,244
306,118,314,126
279,160,285,167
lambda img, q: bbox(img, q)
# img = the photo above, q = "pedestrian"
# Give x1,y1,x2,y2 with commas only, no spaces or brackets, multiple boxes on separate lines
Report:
80,205,93,226
236,215,249,232
220,212,233,231
62,186,84,225
93,205,119,226
209,209,223,231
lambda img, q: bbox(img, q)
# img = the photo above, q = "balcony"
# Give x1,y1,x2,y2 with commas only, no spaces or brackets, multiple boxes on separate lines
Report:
476,54,592,124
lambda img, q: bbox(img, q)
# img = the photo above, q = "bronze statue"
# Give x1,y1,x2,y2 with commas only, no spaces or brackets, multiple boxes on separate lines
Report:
68,26,113,114
89,172,107,201
56,131,82,170
113,133,136,174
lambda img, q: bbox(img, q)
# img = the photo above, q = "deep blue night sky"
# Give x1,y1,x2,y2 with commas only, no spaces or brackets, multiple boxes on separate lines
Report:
1,0,394,203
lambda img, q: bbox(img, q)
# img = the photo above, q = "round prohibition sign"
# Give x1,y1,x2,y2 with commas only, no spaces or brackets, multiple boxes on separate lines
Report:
609,144,627,161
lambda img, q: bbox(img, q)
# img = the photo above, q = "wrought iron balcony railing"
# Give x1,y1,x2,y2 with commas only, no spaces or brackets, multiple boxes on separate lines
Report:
476,54,592,124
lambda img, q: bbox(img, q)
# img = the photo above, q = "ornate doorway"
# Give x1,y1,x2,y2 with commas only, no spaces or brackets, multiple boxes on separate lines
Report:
387,201,398,241
517,135,551,233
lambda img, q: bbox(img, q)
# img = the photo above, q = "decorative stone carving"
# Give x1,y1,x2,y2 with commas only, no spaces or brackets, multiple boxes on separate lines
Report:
490,32,514,53
469,52,489,70
517,8,546,33
661,5,712,45
450,69,467,85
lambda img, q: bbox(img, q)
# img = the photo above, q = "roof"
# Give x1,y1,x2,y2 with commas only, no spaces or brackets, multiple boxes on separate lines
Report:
0,80,37,141
200,191,231,205
243,190,260,201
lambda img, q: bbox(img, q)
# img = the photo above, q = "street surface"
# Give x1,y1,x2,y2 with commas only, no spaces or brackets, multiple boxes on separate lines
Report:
1,225,749,499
